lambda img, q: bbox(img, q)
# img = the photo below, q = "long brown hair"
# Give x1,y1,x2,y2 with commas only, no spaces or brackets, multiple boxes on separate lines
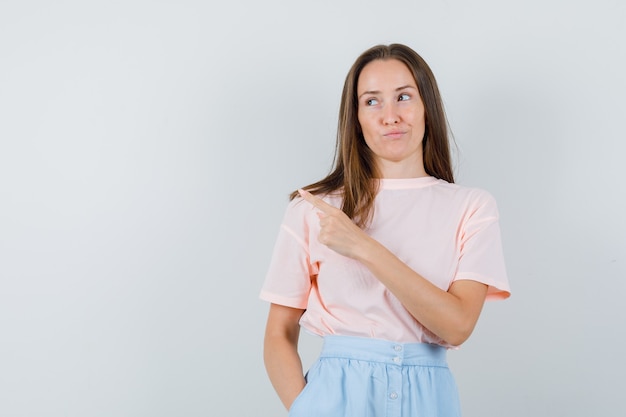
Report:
290,44,454,227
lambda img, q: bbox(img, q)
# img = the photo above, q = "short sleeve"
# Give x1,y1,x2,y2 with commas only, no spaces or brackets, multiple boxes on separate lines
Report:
259,198,318,309
454,190,511,300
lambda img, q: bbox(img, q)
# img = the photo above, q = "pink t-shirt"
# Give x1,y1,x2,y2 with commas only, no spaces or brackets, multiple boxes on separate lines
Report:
260,176,510,347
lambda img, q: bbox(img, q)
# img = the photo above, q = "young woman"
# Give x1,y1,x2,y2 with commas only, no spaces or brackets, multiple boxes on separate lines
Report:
260,43,510,417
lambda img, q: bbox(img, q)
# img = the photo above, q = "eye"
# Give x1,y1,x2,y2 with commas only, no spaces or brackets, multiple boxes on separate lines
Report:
398,93,410,101
365,98,379,106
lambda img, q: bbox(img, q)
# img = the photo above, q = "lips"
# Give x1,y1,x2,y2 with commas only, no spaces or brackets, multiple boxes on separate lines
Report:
383,130,406,139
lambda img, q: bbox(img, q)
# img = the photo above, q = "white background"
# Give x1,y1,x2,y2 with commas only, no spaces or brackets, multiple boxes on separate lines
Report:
1,1,625,416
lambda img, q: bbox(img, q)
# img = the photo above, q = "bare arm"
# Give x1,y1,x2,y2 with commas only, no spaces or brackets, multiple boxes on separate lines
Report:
299,189,487,346
263,303,306,410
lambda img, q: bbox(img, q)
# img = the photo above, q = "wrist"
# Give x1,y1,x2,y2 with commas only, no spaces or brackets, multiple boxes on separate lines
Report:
354,235,382,264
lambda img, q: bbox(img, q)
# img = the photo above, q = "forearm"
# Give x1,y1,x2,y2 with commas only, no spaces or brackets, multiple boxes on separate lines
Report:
357,238,486,346
264,331,306,410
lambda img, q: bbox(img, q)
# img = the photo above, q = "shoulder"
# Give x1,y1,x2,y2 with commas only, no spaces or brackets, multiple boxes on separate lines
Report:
282,192,342,224
432,180,497,202
431,181,500,218
281,197,312,225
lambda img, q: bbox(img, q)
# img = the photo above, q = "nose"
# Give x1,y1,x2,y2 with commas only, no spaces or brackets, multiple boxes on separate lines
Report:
382,103,399,125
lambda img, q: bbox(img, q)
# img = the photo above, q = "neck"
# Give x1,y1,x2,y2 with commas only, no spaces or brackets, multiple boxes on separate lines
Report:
376,161,428,179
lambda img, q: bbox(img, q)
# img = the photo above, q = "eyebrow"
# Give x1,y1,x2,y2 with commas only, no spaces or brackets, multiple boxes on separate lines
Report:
358,85,417,99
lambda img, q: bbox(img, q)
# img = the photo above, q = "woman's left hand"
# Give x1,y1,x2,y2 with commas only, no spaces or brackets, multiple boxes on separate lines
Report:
298,189,373,260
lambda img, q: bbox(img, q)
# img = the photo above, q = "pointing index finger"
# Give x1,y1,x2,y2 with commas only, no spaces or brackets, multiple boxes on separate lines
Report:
298,189,336,214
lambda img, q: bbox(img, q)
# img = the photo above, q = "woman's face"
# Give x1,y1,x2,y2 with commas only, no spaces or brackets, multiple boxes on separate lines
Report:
356,59,427,178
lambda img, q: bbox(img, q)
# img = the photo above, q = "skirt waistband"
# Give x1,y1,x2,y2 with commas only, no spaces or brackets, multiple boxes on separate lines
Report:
320,335,448,367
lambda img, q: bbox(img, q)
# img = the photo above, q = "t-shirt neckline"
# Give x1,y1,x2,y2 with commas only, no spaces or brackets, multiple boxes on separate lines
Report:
378,176,439,190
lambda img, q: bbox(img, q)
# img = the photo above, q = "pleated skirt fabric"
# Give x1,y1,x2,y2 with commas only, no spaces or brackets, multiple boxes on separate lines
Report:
288,335,462,417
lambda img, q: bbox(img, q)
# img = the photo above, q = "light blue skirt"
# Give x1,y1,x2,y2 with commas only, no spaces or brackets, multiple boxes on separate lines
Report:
288,335,462,417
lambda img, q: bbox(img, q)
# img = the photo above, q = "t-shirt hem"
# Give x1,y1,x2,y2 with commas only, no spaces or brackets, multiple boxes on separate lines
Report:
453,273,511,301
